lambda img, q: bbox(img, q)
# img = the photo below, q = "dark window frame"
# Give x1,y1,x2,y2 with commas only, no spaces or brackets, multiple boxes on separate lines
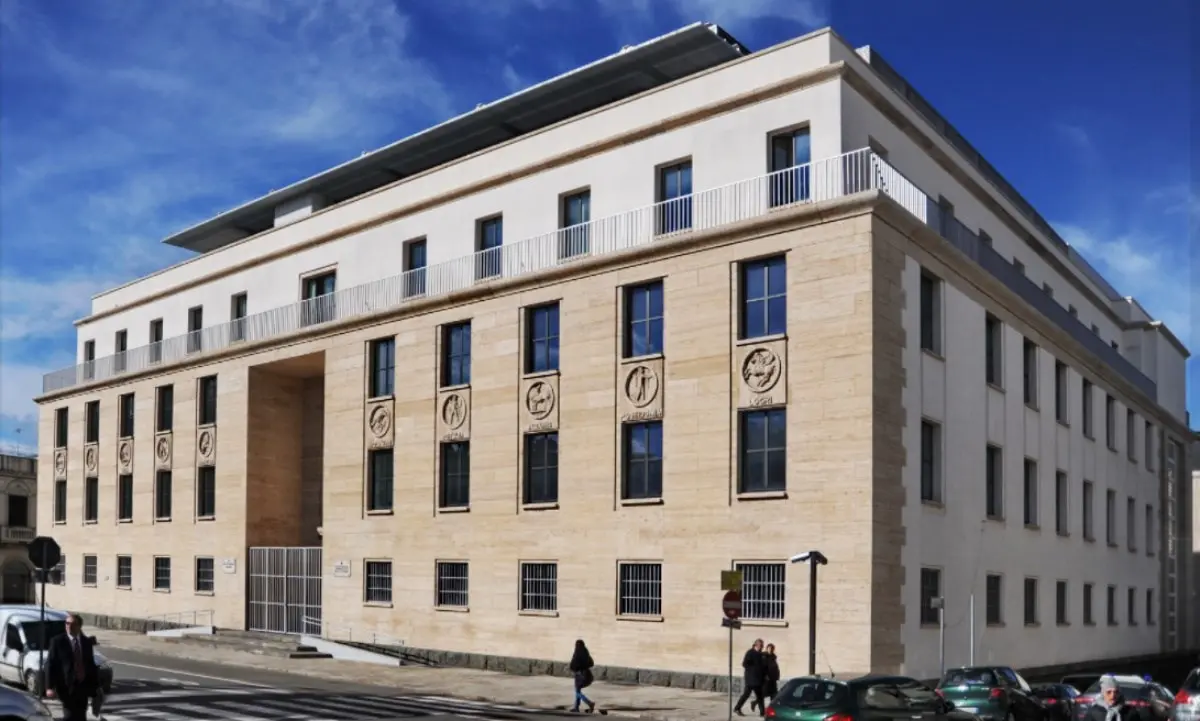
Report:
475,215,504,280
622,421,663,501
920,420,941,503
985,574,1003,625
623,281,665,358
54,408,68,449
84,478,99,523
153,556,171,592
118,392,135,438
195,557,215,594
985,314,1003,387
367,448,394,513
441,322,472,387
919,271,941,354
155,385,174,433
117,474,133,522
196,466,216,519
919,567,942,625
523,432,559,505
368,338,396,398
197,376,218,426
985,445,1003,520
85,400,100,444
525,303,560,374
53,480,67,524
1023,339,1038,407
738,408,786,494
655,160,693,234
403,238,427,297
1023,458,1038,527
435,561,469,607
1023,577,1039,626
154,470,172,521
116,556,132,589
739,256,787,341
559,189,591,259
187,306,204,353
230,292,248,342
767,127,812,206
439,442,470,509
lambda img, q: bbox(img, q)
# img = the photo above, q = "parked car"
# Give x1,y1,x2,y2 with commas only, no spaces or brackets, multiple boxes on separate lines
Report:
0,682,52,720
1061,676,1104,694
1035,684,1081,721
1074,676,1174,721
765,674,978,721
936,666,1045,721
1172,669,1200,721
0,606,114,698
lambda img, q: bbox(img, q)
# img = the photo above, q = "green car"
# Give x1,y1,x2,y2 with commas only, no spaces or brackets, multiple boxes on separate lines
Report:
936,667,1045,721
765,674,981,721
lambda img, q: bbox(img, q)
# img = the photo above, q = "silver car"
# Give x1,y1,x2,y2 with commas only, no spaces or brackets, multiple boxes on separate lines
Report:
0,682,52,720
1173,669,1200,721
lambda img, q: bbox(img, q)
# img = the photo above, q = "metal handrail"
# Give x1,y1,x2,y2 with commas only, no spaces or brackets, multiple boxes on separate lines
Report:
143,609,214,627
301,615,405,648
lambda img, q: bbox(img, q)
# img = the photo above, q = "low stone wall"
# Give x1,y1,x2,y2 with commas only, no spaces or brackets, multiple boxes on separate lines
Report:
84,611,196,635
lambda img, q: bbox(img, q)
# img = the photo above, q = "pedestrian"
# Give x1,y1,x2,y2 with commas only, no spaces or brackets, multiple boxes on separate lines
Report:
1083,676,1146,721
734,638,766,716
760,643,781,709
569,639,597,714
44,612,99,721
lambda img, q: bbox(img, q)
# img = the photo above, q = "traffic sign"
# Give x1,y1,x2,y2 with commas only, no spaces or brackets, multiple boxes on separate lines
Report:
28,536,61,571
722,590,742,620
720,570,743,592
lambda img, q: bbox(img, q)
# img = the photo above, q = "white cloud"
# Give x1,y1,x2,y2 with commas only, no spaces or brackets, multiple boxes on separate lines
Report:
596,0,828,33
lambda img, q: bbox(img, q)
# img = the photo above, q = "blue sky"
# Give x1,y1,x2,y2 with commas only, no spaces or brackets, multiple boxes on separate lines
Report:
0,0,1195,454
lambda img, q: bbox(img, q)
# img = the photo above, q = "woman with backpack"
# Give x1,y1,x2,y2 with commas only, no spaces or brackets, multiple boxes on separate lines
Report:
570,639,597,714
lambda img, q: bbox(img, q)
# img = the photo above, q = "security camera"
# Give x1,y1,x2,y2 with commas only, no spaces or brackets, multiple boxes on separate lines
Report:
789,550,828,565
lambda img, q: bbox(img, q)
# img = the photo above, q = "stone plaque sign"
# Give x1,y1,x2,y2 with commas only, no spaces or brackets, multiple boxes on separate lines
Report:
154,433,173,470
333,560,352,578
520,374,560,433
53,449,67,481
83,443,99,477
436,388,471,442
221,558,237,574
197,426,217,467
365,399,395,450
618,358,664,423
117,438,134,474
737,339,788,409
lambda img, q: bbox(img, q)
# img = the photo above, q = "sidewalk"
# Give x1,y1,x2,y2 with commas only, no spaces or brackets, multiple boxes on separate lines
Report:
93,629,732,721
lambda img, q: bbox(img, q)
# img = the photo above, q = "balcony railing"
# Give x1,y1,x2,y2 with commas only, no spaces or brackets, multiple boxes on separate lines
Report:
0,455,36,476
0,526,35,544
41,147,1156,399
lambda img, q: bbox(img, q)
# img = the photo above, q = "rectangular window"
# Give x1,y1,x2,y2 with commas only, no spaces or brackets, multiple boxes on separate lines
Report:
403,238,427,297
920,420,942,503
1126,497,1136,551
526,303,560,374
1145,504,1154,555
155,471,172,521
435,561,468,607
154,557,171,591
149,318,163,363
301,271,336,326
441,322,471,387
1126,410,1137,461
624,281,665,357
1023,339,1038,407
622,422,663,500
1023,459,1038,527
195,557,214,594
1055,362,1069,423
523,433,559,505
53,480,66,523
985,574,1003,625
618,562,663,617
187,306,203,353
82,556,97,586
368,338,396,398
84,478,98,523
197,466,216,518
1146,589,1155,625
366,449,393,512
1107,585,1117,625
1082,380,1094,438
1082,481,1094,540
1105,489,1116,545
656,161,692,233
1105,395,1116,449
559,190,591,259
364,560,393,604
985,314,1003,386
1127,587,1136,625
198,376,218,425
739,409,786,494
1056,581,1068,625
116,556,132,589
117,474,133,521
919,568,941,625
985,445,1003,520
54,408,68,448
1023,578,1039,626
768,128,812,206
476,216,503,280
1083,583,1094,624
6,496,26,527
1145,421,1154,469
1055,471,1069,536
85,401,100,444
155,385,174,433
82,340,95,380
118,392,135,438
736,562,786,621
919,271,942,354
439,442,470,509
114,330,127,372
740,256,787,340
519,562,558,613
230,292,248,342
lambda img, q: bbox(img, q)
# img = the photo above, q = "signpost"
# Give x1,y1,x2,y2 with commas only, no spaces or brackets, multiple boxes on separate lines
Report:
720,575,744,721
28,536,61,699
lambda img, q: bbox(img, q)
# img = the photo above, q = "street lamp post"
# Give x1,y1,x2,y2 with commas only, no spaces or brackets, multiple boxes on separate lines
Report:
790,550,828,676
930,597,945,678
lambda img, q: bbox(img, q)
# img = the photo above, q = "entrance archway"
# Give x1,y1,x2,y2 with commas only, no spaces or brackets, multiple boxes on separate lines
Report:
0,560,33,604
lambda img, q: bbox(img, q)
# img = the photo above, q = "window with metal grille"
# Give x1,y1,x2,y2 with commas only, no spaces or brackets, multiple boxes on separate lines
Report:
84,478,98,523
153,557,171,591
364,561,393,604
368,338,396,398
739,409,786,493
1056,581,1068,625
617,562,662,617
53,480,66,523
523,433,558,505
117,474,133,521
116,556,132,588
155,471,172,521
367,449,394,512
1023,578,1038,626
82,556,97,586
195,557,214,594
118,393,135,438
985,574,1003,625
197,466,216,518
436,561,468,607
919,568,941,625
526,303,560,373
441,322,471,387
519,562,558,612
736,562,785,621
624,281,664,357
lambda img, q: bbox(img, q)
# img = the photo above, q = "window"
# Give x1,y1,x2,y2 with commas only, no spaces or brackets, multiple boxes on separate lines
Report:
1105,395,1116,449
919,271,942,354
155,385,173,433
1126,497,1136,551
985,445,1003,519
1126,410,1137,461
1082,481,1094,540
1146,589,1155,625
736,562,786,621
523,433,558,505
53,481,66,523
116,556,132,589
1106,585,1117,625
230,292,248,342
476,216,503,280
149,319,163,363
368,338,395,398
624,281,664,357
198,376,218,425
155,471,172,521
985,574,1003,625
196,466,216,518
82,340,95,379
367,449,393,512
919,568,942,625
768,128,812,206
84,401,100,444
526,303,560,374
54,408,68,448
441,322,471,387
195,557,214,594
187,306,203,353
1023,578,1039,626
1023,459,1038,527
83,479,98,523
656,161,692,233
1083,583,1094,624
920,420,942,503
439,442,470,509
153,557,171,592
118,393,135,438
1055,362,1069,423
435,561,468,607
50,559,65,585
1082,380,1094,438
1105,490,1116,545
1145,421,1154,469
1145,505,1155,555
82,556,97,586
559,190,591,258
1023,340,1038,407
519,562,558,612
117,474,133,521
364,560,393,604
403,238,427,297
301,271,336,326
7,496,27,527
1055,472,1068,536
618,562,662,617
623,422,663,500
114,330,127,372
1056,581,1068,625
739,409,786,494
1127,587,1136,625
985,314,1003,386
740,256,787,340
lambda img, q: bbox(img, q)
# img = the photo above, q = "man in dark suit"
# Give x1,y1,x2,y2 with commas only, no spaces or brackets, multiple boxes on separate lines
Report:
45,612,98,721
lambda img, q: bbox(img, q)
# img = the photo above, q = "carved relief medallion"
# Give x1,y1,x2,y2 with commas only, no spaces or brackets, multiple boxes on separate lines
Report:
624,365,659,409
520,375,560,433
442,394,467,430
617,357,664,423
736,340,788,409
436,389,471,441
155,434,173,470
117,439,134,473
53,449,67,481
365,401,394,450
197,427,216,467
742,348,781,393
525,381,556,420
84,445,99,476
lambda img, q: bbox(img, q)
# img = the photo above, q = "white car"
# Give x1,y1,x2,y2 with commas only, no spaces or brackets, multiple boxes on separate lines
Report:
0,681,52,720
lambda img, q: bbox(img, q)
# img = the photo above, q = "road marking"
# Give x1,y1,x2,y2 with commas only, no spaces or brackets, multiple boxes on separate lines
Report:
108,659,272,687
159,677,200,686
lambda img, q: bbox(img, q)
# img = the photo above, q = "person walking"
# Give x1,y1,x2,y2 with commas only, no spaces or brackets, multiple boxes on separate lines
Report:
1084,676,1148,721
569,639,597,714
734,638,767,716
44,612,99,721
760,643,781,710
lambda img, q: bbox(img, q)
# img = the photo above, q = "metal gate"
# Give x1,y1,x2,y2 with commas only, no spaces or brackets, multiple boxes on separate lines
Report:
247,547,322,635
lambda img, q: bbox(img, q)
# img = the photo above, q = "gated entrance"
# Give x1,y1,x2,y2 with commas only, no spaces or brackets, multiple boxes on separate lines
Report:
247,547,322,635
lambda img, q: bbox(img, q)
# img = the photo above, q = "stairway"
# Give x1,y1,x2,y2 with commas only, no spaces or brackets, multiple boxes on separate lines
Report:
151,628,333,659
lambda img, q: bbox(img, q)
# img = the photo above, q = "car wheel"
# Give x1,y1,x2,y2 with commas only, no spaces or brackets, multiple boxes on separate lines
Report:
23,669,42,698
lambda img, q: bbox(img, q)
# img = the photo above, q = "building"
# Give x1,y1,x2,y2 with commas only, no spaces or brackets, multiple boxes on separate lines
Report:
0,454,37,603
34,25,1192,679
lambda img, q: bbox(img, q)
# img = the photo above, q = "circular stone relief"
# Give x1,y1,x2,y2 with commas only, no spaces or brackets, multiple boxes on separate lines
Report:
441,394,467,430
118,441,133,466
524,381,556,420
155,437,171,462
53,451,66,474
197,430,214,458
741,347,782,393
368,405,392,438
624,365,659,408
84,446,98,473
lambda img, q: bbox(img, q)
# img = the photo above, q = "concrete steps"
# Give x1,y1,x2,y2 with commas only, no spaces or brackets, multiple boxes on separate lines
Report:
151,628,333,660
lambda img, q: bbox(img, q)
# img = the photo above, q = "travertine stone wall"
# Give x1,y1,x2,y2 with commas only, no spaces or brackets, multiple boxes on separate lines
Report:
246,368,306,548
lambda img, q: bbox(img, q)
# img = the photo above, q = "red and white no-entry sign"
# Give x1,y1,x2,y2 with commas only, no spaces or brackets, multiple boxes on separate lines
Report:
722,590,742,620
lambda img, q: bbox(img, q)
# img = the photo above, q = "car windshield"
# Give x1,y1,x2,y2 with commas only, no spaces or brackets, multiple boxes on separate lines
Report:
775,680,847,709
860,680,941,710
19,621,66,651
941,670,998,688
1082,683,1146,699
